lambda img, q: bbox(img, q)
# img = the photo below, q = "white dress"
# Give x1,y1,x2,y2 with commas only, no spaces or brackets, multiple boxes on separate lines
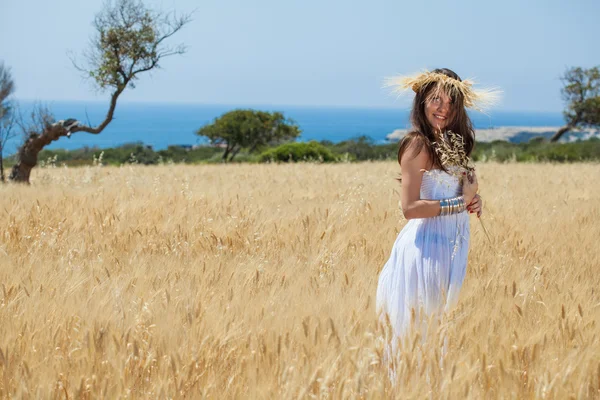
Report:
376,168,470,340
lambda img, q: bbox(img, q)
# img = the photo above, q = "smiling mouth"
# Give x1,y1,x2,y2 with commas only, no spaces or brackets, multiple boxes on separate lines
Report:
433,114,447,121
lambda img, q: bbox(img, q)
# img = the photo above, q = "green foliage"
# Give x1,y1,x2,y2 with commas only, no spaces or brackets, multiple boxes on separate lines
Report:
472,137,600,162
259,141,339,163
156,145,222,163
33,143,157,165
0,62,16,181
562,66,600,128
85,0,189,90
24,143,227,167
330,135,376,160
6,137,600,169
196,109,301,162
104,143,160,164
329,136,398,161
0,62,15,121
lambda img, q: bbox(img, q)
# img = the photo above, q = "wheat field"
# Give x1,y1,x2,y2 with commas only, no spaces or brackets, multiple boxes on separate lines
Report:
0,162,599,399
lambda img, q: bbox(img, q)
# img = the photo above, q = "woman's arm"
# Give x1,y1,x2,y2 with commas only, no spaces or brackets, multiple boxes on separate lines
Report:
399,141,443,220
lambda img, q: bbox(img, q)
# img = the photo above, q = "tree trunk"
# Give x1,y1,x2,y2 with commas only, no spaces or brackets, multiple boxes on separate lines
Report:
229,147,241,162
9,125,69,183
9,85,125,183
0,152,4,182
550,125,573,142
222,146,231,161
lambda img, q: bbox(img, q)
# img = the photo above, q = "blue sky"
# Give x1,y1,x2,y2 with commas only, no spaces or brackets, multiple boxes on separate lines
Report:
1,0,598,111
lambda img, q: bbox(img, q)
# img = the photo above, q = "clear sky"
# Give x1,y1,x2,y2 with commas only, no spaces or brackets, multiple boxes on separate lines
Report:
1,0,598,111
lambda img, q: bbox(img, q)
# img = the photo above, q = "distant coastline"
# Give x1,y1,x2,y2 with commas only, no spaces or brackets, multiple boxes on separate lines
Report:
3,101,574,154
385,127,600,143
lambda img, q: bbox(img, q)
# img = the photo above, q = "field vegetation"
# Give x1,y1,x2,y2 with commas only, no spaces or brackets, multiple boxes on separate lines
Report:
4,136,600,170
0,162,599,398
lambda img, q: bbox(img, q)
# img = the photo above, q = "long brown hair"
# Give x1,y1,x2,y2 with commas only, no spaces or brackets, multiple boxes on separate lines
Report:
397,68,475,173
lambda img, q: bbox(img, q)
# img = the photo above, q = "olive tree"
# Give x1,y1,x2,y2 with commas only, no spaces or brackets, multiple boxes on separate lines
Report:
10,0,191,182
0,61,16,181
196,109,301,162
551,66,600,142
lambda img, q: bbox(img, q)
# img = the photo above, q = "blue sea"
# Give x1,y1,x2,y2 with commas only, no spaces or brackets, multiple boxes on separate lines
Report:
4,101,566,154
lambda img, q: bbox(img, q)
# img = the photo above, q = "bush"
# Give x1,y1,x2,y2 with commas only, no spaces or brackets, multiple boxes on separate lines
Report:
259,141,339,163
99,143,159,165
327,136,398,161
157,145,222,163
471,139,600,163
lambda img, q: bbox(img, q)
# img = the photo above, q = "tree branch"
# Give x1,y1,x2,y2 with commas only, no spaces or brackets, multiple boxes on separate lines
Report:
72,84,127,135
131,58,159,76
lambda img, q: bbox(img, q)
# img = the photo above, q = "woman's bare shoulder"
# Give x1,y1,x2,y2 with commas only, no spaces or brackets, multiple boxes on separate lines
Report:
399,132,435,170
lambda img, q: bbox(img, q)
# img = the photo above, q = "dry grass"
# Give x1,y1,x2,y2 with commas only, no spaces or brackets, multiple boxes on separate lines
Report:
0,162,599,399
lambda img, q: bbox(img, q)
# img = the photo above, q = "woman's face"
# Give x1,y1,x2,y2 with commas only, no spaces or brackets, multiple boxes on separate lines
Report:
425,91,453,132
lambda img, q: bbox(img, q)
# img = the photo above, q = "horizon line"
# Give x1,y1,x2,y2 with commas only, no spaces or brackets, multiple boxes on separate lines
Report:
15,98,564,114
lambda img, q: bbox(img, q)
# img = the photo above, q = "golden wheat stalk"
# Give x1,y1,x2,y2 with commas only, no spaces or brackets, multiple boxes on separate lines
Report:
434,130,493,246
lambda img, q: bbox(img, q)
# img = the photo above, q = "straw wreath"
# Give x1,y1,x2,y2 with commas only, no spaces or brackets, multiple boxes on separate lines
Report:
384,70,501,112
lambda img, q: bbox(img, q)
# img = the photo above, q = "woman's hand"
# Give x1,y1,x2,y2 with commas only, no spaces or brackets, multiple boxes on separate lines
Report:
462,170,478,206
467,194,483,218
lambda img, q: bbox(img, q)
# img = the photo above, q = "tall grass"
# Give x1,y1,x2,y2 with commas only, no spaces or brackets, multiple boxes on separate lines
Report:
0,162,599,398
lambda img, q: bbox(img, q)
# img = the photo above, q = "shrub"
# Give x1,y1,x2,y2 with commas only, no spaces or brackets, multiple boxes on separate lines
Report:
259,141,339,163
157,145,222,163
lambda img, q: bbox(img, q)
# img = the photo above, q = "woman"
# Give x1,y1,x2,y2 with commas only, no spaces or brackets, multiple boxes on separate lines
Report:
377,68,497,344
